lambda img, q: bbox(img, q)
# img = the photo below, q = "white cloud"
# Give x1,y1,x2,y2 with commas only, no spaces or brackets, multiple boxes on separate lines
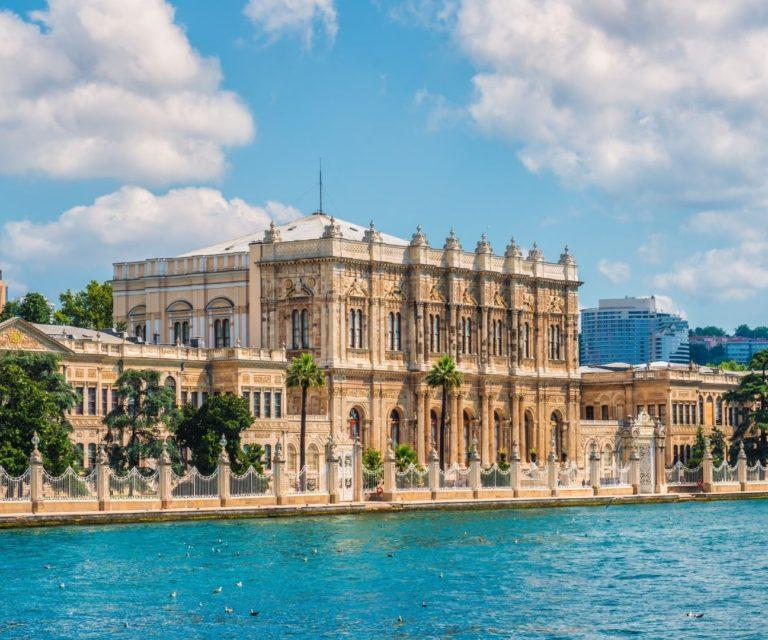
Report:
244,0,337,47
453,0,768,206
0,0,254,183
1,186,301,282
597,259,630,284
637,233,664,264
414,88,466,132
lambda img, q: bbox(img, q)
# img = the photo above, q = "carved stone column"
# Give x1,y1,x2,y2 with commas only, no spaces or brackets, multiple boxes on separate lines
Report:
416,389,426,465
480,389,490,464
455,392,465,465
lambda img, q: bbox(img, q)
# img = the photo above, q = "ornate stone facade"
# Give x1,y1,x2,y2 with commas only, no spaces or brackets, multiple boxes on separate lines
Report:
112,212,582,465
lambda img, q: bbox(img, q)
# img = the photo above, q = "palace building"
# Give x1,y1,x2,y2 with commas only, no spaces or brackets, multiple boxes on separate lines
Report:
111,211,583,466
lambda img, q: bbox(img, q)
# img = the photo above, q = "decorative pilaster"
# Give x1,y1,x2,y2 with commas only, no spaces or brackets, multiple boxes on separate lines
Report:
428,446,440,500
701,442,714,493
382,438,397,500
629,445,640,495
158,439,172,509
352,437,363,502
29,433,44,514
96,445,110,511
468,439,481,499
589,442,601,496
272,441,287,504
325,436,340,503
218,435,231,506
738,441,748,491
509,442,521,495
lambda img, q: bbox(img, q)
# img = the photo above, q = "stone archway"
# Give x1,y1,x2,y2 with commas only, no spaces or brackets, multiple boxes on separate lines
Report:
550,410,565,462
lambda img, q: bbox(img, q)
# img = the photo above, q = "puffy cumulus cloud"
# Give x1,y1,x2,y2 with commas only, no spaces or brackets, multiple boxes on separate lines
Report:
655,209,768,301
414,88,466,132
1,186,302,280
244,0,337,46
596,259,630,284
0,0,254,183
454,0,768,204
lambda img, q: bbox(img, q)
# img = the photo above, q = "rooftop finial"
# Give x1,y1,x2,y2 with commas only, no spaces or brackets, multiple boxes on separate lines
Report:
318,157,323,215
410,225,428,247
363,220,382,243
505,236,522,258
444,227,461,251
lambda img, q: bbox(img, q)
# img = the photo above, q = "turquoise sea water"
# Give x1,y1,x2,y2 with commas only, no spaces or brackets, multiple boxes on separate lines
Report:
0,500,766,639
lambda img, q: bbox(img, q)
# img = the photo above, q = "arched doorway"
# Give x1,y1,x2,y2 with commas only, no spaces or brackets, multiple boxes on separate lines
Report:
430,410,439,450
550,411,565,462
348,407,361,442
389,409,401,447
493,411,502,463
462,410,473,463
524,411,535,462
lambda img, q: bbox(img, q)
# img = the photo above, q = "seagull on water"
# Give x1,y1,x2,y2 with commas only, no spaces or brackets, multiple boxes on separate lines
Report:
59,583,65,589
225,607,234,614
170,591,177,598
213,586,223,594
396,615,404,625
235,581,243,588
249,610,260,617
686,612,704,619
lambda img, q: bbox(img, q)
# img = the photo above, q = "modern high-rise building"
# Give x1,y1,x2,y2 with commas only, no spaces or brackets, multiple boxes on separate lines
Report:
580,296,690,366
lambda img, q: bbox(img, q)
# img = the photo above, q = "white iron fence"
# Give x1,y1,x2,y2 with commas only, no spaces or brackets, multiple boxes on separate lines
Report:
171,468,218,499
287,467,321,494
600,464,630,487
362,466,383,495
665,461,703,486
109,468,159,500
395,464,429,491
747,462,767,483
558,462,582,487
712,462,738,484
479,464,511,489
42,467,97,501
520,463,547,488
439,464,470,490
0,467,30,501
230,467,272,496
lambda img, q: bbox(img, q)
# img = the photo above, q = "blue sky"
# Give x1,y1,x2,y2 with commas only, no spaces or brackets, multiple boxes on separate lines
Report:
1,0,766,330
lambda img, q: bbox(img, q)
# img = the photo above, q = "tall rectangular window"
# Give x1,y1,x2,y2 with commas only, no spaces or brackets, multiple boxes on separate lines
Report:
201,392,208,405
242,391,250,413
254,391,261,418
264,392,271,418
75,387,84,415
88,387,97,415
181,390,188,406
191,391,199,407
274,391,282,418
101,388,108,416
111,389,119,412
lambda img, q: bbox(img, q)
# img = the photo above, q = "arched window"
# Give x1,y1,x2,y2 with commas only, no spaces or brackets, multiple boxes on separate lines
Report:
494,412,501,455
429,314,441,352
389,409,401,446
222,319,230,347
135,324,146,341
287,444,298,472
673,444,679,464
463,410,471,462
308,444,320,472
602,444,613,471
349,308,364,348
173,322,182,345
716,397,723,425
292,310,310,349
214,319,222,348
348,408,361,440
430,410,439,448
524,411,534,462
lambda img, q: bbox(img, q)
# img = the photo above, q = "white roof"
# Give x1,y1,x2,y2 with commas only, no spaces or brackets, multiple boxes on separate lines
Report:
35,324,129,344
179,213,409,257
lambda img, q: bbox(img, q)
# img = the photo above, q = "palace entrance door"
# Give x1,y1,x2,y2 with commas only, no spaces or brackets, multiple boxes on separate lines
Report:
337,444,354,501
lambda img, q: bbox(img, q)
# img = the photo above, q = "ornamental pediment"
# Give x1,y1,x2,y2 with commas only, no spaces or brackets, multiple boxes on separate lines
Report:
0,318,72,354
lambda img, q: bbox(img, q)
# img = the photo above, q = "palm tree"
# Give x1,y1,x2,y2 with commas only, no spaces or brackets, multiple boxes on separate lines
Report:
425,354,463,470
286,353,325,474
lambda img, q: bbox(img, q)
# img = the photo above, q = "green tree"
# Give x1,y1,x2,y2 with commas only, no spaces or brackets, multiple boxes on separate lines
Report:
362,447,382,471
285,353,325,473
171,393,254,474
425,354,463,470
688,425,707,468
735,324,753,338
709,425,727,466
725,350,768,463
0,353,77,475
0,292,53,324
709,360,747,371
394,443,418,471
238,443,266,475
54,281,113,329
104,370,175,470
690,326,727,337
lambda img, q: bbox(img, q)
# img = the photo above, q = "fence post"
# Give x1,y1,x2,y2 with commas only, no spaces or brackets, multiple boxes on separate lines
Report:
654,439,667,494
218,435,231,507
158,440,172,509
589,442,601,496
468,439,481,499
547,449,558,496
382,439,396,501
629,446,640,495
738,441,748,491
29,433,43,514
701,443,714,493
509,442,521,497
96,445,110,511
272,441,287,505
352,437,363,502
325,436,339,504
428,446,440,500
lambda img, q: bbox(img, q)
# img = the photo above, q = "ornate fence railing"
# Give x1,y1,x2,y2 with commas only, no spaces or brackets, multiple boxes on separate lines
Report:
171,468,218,499
395,464,429,491
287,467,321,494
665,462,702,486
42,468,97,501
520,463,547,488
557,463,582,487
712,462,738,484
0,467,30,502
747,462,767,483
230,467,272,496
109,468,159,500
362,466,383,495
600,464,630,487
479,464,511,489
439,465,470,490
